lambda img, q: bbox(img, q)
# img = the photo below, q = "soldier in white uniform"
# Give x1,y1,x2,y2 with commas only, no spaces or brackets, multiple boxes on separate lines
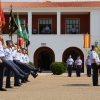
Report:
4,40,29,87
85,55,91,77
66,55,74,77
25,49,41,73
90,45,100,86
0,34,6,91
13,47,38,83
75,55,82,77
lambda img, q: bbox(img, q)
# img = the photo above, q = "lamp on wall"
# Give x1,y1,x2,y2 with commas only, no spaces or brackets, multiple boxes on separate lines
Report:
95,40,98,47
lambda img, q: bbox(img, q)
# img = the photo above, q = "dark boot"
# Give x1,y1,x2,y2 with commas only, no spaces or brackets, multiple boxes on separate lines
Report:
31,72,38,78
0,88,7,91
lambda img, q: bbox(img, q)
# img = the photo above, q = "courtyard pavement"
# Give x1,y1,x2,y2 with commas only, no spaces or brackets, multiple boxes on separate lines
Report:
1,73,100,100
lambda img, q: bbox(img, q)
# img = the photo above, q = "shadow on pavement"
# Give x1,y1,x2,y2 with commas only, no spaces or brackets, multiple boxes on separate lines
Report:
62,84,91,86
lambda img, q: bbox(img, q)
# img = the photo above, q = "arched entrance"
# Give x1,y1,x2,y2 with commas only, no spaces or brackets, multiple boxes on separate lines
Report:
62,47,84,72
34,47,55,70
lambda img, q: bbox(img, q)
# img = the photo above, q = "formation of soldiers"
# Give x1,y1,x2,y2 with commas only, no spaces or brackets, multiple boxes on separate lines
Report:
0,29,100,91
0,33,41,91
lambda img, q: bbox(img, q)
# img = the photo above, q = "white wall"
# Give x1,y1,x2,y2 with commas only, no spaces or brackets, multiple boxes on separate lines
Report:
4,34,87,61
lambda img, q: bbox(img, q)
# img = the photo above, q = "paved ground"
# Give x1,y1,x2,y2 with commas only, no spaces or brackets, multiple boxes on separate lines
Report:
1,73,100,100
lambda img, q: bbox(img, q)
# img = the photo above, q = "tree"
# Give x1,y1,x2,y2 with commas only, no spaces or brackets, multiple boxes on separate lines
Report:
88,46,100,58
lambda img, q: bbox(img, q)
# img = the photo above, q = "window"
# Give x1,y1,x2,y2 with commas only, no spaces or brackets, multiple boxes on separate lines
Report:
66,19,79,34
39,19,52,34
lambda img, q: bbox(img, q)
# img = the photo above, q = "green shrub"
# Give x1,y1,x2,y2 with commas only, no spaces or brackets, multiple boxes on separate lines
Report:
50,62,67,75
29,61,34,66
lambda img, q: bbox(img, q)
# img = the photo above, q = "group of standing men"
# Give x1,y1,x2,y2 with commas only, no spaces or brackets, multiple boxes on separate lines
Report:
0,33,41,91
66,45,100,86
66,55,82,77
66,54,91,77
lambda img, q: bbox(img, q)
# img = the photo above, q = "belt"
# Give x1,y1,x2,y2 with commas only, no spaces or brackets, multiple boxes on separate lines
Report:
13,60,19,61
0,56,5,59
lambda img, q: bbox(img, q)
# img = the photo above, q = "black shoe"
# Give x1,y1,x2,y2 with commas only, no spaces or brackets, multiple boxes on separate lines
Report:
0,88,7,91
17,74,24,80
26,80,30,82
38,70,42,73
6,86,13,88
38,68,42,73
96,84,100,86
34,74,38,78
21,80,27,83
31,72,38,78
93,84,99,86
34,70,38,74
19,83,23,85
14,84,21,87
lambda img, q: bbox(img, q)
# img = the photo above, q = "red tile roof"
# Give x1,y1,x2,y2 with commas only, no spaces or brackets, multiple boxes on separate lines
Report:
2,1,100,8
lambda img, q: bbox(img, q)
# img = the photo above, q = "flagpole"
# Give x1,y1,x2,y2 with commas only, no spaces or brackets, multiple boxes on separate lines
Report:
10,4,13,41
27,23,29,51
24,42,25,48
16,12,18,51
15,0,17,47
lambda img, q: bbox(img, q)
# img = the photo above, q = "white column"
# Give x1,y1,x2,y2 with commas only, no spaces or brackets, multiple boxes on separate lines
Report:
28,11,32,34
57,11,61,35
28,11,33,62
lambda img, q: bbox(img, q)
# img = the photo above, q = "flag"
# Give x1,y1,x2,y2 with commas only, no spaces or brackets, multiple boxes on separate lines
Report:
16,13,23,37
0,10,5,26
83,34,91,48
26,29,30,47
9,6,18,36
0,1,5,28
22,25,29,42
18,37,24,47
1,10,5,26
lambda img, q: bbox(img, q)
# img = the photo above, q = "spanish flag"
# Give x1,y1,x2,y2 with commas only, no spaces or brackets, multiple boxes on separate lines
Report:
83,34,91,48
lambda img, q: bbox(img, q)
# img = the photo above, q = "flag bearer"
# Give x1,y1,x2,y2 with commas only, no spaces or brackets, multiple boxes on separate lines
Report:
75,56,82,77
85,55,91,77
90,45,100,86
66,55,74,77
